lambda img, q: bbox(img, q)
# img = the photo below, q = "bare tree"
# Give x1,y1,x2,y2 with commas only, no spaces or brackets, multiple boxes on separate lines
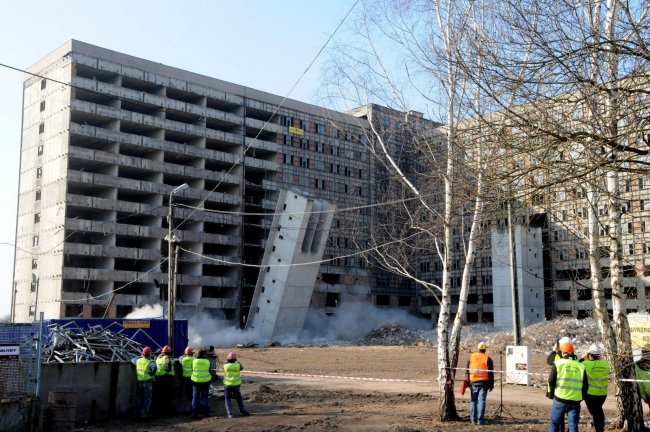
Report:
458,0,650,429
323,0,502,420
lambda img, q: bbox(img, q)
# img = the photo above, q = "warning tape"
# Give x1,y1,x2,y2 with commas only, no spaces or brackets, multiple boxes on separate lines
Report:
244,370,434,383
243,367,650,385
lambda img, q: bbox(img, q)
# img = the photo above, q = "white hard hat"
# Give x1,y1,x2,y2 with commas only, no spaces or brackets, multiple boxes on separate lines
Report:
588,344,602,356
558,336,573,346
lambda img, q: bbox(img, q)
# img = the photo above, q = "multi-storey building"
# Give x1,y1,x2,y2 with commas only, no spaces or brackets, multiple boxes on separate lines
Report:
11,40,378,323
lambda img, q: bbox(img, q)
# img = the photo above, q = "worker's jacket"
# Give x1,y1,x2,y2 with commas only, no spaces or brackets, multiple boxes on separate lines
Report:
635,364,650,400
468,352,490,382
155,353,174,376
180,354,194,378
548,358,586,402
223,361,242,387
583,359,609,397
191,358,212,383
136,357,155,382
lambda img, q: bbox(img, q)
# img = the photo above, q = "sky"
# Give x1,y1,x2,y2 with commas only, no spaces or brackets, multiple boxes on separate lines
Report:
0,0,360,319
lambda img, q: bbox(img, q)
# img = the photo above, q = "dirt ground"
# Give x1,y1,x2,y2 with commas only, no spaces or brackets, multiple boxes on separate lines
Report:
78,346,638,432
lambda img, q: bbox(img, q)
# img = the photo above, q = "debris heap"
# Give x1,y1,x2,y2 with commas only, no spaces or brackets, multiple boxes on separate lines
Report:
358,324,433,346
43,322,148,363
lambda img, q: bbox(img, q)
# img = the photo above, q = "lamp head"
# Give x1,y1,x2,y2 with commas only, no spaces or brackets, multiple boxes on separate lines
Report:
172,183,189,194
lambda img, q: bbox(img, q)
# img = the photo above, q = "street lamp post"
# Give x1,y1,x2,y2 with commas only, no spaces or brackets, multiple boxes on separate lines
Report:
167,183,189,356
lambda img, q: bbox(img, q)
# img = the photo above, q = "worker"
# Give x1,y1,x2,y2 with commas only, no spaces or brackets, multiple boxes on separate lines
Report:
132,346,157,419
191,349,212,418
580,344,609,432
223,351,251,418
179,347,195,404
635,350,650,410
546,341,588,432
466,342,494,425
154,345,175,416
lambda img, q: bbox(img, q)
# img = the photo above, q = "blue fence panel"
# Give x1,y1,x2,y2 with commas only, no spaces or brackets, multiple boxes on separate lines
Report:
0,323,39,397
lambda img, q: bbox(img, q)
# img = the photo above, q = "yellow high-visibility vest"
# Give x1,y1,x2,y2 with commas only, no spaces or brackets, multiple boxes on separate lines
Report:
553,359,585,401
191,358,212,383
223,362,242,387
584,360,609,396
136,357,155,382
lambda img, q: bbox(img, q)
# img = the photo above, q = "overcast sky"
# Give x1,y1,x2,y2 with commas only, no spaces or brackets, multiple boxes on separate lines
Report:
0,0,357,318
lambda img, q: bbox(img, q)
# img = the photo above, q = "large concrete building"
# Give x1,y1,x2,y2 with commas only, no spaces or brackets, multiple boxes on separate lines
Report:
11,40,378,323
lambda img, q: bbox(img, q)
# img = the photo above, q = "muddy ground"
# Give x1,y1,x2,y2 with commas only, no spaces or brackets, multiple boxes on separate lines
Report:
78,346,640,432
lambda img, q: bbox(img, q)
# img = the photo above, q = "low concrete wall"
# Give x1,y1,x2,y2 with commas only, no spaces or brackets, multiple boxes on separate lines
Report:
34,362,189,430
0,397,34,431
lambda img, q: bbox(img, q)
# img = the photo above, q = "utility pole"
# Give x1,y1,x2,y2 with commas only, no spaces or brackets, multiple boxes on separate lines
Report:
507,200,521,345
167,183,189,356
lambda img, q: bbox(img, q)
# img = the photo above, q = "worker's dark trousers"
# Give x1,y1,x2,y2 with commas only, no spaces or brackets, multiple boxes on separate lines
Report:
584,394,606,432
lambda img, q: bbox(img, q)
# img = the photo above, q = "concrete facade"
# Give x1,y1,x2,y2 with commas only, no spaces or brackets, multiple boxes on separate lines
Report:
12,40,375,325
492,225,545,329
246,190,334,340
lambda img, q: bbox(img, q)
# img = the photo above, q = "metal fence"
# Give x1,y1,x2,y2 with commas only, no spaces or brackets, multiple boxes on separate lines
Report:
0,321,41,398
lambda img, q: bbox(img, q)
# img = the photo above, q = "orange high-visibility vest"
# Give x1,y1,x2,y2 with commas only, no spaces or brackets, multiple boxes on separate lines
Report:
469,352,489,382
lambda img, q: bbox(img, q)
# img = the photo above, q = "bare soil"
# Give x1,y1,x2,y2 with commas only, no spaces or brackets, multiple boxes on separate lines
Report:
78,346,635,432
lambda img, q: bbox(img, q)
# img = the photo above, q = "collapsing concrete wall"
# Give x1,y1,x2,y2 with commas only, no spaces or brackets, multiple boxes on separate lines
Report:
246,190,334,341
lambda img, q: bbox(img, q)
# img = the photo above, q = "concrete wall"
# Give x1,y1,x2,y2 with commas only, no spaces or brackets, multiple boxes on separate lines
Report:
492,225,544,330
0,397,34,432
34,362,189,429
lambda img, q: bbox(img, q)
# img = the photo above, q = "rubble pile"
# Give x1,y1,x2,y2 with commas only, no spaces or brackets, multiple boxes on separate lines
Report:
357,324,433,346
461,317,601,355
43,322,148,363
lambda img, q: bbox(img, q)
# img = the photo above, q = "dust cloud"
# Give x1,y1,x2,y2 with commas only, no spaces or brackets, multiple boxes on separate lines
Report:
121,301,429,349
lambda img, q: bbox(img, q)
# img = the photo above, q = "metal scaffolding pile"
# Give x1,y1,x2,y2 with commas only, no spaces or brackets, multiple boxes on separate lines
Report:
43,322,156,363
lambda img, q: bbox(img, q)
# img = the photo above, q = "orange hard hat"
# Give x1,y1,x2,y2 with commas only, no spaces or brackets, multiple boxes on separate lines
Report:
560,342,574,354
227,351,237,361
162,345,171,354
184,347,193,355
142,346,152,356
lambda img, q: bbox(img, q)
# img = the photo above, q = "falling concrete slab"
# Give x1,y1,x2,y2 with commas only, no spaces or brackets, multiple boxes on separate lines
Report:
246,189,334,341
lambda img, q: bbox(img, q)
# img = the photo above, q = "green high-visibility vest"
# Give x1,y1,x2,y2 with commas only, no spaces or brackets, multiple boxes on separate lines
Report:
553,358,585,401
223,362,242,387
155,354,175,376
635,364,650,399
180,355,194,378
191,358,212,383
136,357,155,382
584,359,609,396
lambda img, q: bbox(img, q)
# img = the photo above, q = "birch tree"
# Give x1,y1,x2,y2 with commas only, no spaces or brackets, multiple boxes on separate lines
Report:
323,0,502,420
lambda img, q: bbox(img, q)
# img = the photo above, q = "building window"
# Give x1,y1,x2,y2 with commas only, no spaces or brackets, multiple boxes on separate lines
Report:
38,123,45,134
641,200,647,211
38,145,44,156
283,116,292,126
300,158,309,168
35,190,41,201
36,167,43,179
626,244,634,255
317,123,325,134
317,142,324,153
40,100,46,112
284,135,292,146
331,146,339,156
33,236,39,246
32,259,38,269
29,305,36,317
41,79,47,90
31,280,38,293
34,213,40,223
284,154,293,165
300,138,308,149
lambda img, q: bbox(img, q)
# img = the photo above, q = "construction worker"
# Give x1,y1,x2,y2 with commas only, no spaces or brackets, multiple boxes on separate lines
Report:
634,350,650,409
191,349,212,418
154,345,175,416
580,344,609,432
132,346,157,419
179,347,195,404
546,341,588,432
466,342,494,425
223,351,251,418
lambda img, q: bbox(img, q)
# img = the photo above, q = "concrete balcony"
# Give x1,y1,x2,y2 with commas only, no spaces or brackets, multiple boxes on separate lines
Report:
64,243,162,261
244,136,278,153
244,156,279,171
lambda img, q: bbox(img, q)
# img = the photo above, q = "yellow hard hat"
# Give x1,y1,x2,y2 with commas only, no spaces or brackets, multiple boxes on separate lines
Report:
478,342,488,350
